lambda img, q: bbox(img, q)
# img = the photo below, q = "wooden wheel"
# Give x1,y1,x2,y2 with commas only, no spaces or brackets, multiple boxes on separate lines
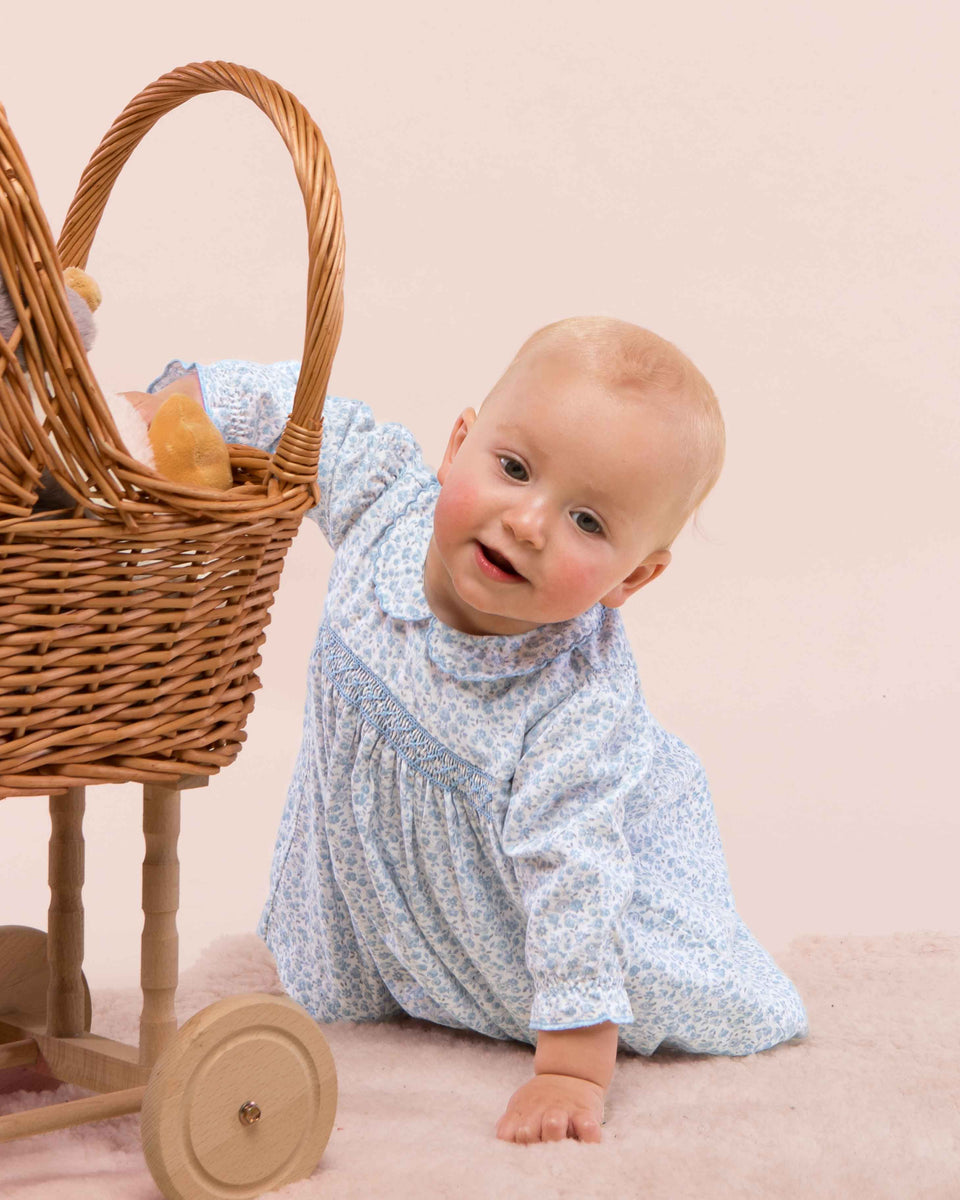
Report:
0,925,92,1029
0,925,93,1095
141,993,338,1200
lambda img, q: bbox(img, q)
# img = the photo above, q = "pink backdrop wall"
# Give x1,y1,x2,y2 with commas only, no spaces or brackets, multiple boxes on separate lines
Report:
1,1,956,986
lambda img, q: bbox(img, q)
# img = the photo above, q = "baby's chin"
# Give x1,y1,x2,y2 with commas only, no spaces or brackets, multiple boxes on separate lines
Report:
436,583,534,636
427,538,597,634
450,587,593,636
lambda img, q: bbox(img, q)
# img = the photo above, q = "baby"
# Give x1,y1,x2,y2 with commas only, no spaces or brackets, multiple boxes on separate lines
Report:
128,316,808,1144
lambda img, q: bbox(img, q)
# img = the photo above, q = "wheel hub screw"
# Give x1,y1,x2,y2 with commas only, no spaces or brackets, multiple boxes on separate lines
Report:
238,1101,262,1126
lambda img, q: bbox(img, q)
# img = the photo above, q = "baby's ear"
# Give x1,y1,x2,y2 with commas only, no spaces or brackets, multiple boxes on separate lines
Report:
437,408,476,484
600,551,671,608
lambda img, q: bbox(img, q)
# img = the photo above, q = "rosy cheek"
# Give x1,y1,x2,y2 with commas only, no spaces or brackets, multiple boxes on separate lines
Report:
543,547,593,604
434,473,479,545
548,560,574,594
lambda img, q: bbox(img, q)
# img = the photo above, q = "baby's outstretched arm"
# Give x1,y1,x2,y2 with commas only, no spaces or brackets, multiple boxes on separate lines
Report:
495,1020,618,1144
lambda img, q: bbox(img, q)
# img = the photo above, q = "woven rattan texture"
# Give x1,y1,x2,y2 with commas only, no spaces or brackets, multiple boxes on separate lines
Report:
0,62,343,797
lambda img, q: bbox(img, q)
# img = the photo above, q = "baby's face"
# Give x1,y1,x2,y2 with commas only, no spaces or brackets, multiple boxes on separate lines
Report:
423,349,688,636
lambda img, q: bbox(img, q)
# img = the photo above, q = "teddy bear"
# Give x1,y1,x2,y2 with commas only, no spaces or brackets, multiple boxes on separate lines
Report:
0,267,232,516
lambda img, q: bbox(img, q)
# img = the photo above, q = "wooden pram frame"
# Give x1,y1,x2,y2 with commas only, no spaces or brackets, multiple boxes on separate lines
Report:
0,777,339,1199
1,776,209,1130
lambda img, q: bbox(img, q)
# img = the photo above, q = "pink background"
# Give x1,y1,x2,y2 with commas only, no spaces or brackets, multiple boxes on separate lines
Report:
1,2,956,987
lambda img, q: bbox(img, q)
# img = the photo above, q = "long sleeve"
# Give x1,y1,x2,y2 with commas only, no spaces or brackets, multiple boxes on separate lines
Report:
147,358,424,550
501,668,652,1031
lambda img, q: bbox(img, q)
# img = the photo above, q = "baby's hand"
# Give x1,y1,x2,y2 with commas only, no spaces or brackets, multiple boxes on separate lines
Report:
495,1072,604,1144
120,391,166,426
120,371,203,428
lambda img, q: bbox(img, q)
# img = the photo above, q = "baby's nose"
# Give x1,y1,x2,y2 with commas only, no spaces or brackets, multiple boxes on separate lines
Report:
502,499,547,547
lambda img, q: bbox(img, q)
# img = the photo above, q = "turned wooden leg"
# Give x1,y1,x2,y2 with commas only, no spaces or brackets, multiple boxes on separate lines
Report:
139,775,207,1069
47,788,86,1038
139,782,181,1068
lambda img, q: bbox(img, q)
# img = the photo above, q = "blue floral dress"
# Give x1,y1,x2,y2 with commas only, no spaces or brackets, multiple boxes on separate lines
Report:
150,359,809,1056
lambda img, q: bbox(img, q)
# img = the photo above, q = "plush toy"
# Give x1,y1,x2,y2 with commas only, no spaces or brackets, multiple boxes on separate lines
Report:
0,268,232,514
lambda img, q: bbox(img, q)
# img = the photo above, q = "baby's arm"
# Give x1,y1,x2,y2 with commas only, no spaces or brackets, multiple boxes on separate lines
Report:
500,671,652,1146
124,362,420,549
496,1021,617,1144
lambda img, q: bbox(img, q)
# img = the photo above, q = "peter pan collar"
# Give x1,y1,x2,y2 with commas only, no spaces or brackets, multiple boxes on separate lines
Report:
373,485,604,681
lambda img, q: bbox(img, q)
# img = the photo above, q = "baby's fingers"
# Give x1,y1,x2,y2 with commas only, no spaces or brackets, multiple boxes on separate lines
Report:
119,391,165,426
496,1105,557,1144
539,1105,570,1142
496,1106,593,1144
503,1110,545,1144
571,1107,603,1143
495,1111,520,1142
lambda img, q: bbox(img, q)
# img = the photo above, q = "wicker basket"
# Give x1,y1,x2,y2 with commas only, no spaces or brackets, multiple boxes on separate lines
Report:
0,62,344,798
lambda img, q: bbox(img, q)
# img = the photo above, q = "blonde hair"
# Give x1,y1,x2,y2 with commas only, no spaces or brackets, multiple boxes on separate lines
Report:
503,316,725,548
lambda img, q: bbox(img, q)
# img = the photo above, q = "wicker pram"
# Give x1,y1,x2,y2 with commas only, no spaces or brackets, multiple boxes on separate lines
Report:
0,63,343,1197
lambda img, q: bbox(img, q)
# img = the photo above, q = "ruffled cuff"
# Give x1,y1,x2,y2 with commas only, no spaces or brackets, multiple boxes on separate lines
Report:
146,359,204,407
147,359,302,452
529,977,634,1032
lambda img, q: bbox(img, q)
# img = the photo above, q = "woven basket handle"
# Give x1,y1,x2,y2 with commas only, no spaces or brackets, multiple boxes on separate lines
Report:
57,61,344,491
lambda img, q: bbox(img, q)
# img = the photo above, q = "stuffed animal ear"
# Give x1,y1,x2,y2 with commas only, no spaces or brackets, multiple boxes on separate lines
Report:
63,267,101,312
148,394,233,491
62,267,101,352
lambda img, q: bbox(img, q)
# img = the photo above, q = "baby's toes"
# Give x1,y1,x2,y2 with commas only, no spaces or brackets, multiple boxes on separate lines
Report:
540,1106,570,1142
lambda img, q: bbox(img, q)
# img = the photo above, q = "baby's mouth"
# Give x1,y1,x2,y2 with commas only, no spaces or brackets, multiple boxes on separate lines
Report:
479,543,523,578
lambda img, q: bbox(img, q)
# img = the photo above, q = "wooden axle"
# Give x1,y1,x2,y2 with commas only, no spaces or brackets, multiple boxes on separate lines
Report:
0,1085,146,1143
0,1039,38,1071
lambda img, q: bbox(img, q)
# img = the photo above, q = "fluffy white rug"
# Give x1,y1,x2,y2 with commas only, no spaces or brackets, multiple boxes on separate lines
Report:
1,931,957,1199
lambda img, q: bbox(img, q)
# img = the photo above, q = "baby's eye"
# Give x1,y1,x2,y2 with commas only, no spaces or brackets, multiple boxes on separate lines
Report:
499,456,528,481
573,511,603,535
